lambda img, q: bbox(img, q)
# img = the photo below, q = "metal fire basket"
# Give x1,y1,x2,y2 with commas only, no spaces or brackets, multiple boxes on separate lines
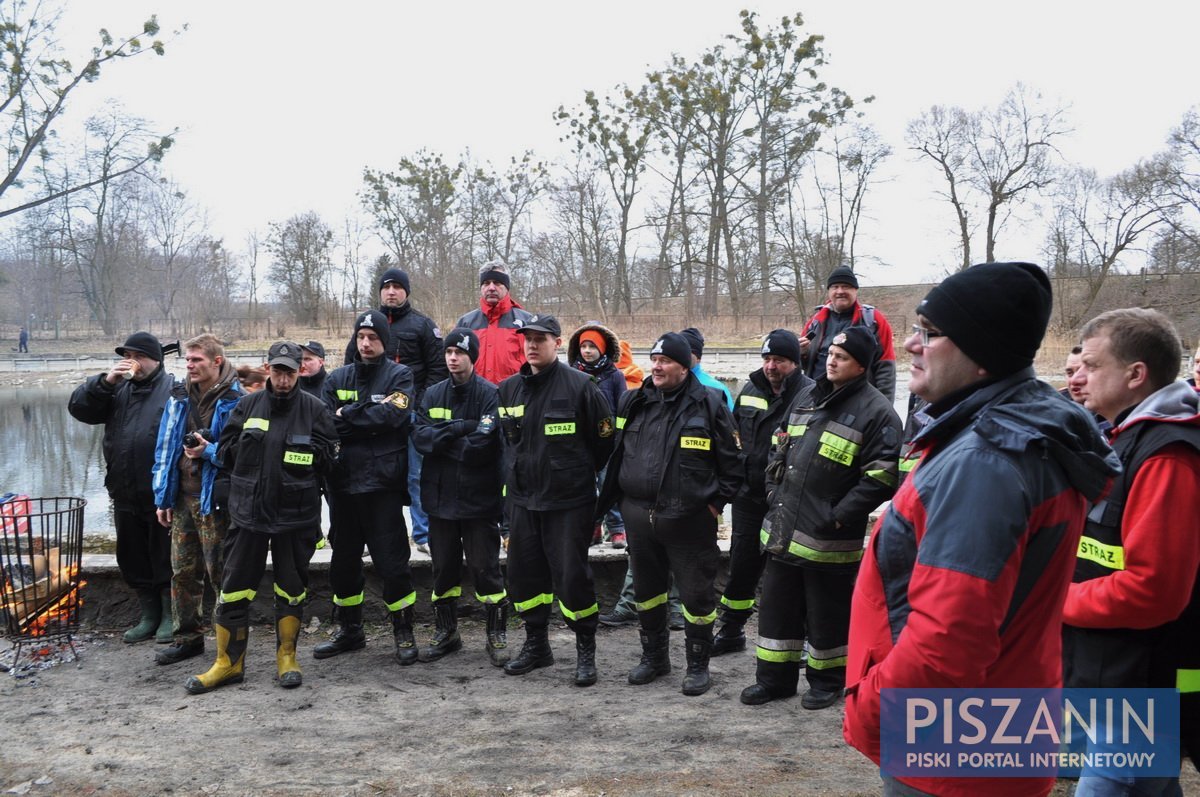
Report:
0,495,86,671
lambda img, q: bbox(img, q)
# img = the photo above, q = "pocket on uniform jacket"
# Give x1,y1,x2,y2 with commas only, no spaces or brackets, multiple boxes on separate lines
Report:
542,412,579,443
282,434,317,477
236,428,267,468
678,419,714,469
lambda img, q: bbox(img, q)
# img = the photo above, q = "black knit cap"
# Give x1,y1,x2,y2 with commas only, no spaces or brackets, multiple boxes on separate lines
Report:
116,331,163,362
444,327,480,363
379,267,411,294
829,325,877,369
354,310,391,348
760,329,801,364
827,266,859,289
650,332,693,369
679,327,705,359
916,261,1052,377
478,260,511,290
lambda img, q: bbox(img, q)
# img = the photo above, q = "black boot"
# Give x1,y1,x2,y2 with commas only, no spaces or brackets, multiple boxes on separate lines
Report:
574,631,597,687
712,613,747,656
418,601,462,662
485,602,510,667
681,636,713,696
503,625,554,675
627,629,671,685
312,604,366,659
391,606,418,665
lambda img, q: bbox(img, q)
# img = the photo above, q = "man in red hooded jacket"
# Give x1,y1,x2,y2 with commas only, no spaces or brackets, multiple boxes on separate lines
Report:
455,260,535,385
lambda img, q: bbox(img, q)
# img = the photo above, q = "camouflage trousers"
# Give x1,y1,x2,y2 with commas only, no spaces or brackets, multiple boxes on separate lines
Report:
169,495,228,644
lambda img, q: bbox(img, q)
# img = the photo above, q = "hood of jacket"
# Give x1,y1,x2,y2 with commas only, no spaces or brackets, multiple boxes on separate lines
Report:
914,368,1120,504
1112,379,1200,437
567,321,621,369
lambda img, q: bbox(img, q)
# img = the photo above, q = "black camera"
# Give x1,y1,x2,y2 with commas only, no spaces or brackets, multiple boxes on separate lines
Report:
184,428,212,448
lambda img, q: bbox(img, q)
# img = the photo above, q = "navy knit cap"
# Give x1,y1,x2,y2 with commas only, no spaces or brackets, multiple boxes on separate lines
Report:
829,325,877,369
354,310,391,349
916,261,1052,377
679,327,705,359
444,327,480,363
827,266,859,289
379,267,411,294
650,332,692,369
761,329,801,364
116,331,163,362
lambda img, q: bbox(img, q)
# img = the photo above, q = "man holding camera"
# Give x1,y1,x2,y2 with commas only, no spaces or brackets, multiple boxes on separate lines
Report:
152,333,243,666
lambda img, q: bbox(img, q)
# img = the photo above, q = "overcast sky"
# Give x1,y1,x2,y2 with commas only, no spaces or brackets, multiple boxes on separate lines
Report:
53,0,1200,285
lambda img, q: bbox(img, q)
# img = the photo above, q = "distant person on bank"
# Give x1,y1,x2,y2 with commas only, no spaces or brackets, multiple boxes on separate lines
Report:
799,267,896,402
455,260,534,385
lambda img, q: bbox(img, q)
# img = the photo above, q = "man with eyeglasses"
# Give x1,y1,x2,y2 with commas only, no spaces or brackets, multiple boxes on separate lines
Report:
842,262,1119,797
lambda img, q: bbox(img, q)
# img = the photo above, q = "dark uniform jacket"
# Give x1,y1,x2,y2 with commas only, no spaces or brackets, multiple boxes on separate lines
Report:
323,357,415,496
343,301,447,400
299,367,327,398
733,367,814,505
412,372,503,520
218,384,336,535
762,373,901,570
600,372,743,521
497,359,614,512
68,365,174,511
800,302,896,402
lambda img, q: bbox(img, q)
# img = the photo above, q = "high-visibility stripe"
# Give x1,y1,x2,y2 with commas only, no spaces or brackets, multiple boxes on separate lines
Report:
315,536,326,550
807,643,849,670
818,430,860,466
899,455,919,473
273,583,306,606
720,595,756,611
475,590,507,605
756,637,806,663
432,586,462,602
559,600,598,621
333,592,364,607
385,591,417,612
1178,669,1200,694
220,588,256,604
616,416,627,430
283,451,313,466
544,422,576,436
682,606,717,625
636,592,669,612
760,528,769,546
498,405,525,418
866,468,897,487
428,407,452,420
787,539,864,564
739,395,768,410
245,417,270,431
336,389,358,401
513,592,554,613
787,423,808,437
1077,536,1125,571
680,436,711,451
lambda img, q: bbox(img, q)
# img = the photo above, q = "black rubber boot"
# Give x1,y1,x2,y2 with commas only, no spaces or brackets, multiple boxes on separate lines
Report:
485,602,510,667
391,606,418,666
503,625,554,675
313,604,366,659
681,636,713,696
123,589,161,644
711,613,747,656
627,629,671,685
418,601,462,662
574,631,597,687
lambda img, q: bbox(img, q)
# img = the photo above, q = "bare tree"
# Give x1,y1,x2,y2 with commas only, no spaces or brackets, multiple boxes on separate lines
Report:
267,211,333,325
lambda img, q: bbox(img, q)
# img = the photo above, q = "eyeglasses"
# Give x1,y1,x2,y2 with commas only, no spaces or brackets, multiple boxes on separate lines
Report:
911,325,946,347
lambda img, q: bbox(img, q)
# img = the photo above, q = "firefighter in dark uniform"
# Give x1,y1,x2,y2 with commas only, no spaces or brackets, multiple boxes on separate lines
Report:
184,341,337,694
497,314,615,686
316,311,421,665
742,325,900,709
712,329,814,656
599,332,743,696
411,328,509,666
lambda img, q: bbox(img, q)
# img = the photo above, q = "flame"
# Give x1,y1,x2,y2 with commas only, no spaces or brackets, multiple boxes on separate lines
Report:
3,564,84,638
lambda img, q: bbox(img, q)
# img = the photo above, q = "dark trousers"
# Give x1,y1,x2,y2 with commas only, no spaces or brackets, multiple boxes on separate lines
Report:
217,525,318,621
755,557,854,694
720,498,769,620
329,490,414,611
622,502,719,640
113,506,171,591
506,502,597,633
428,516,506,604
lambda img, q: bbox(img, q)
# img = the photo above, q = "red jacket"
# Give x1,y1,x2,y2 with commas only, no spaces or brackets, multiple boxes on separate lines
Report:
454,295,534,386
843,372,1118,797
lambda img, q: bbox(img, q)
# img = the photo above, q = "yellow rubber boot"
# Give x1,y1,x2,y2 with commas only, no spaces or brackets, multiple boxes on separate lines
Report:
276,615,302,689
185,622,247,695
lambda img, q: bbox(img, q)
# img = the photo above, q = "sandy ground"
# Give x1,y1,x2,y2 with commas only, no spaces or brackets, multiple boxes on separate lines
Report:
1,615,885,797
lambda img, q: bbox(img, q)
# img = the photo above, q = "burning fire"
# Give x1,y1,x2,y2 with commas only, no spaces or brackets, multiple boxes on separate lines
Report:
23,578,85,638
2,563,83,638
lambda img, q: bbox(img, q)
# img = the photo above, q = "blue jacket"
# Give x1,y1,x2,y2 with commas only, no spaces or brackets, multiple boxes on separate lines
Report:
691,363,733,410
152,377,243,516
